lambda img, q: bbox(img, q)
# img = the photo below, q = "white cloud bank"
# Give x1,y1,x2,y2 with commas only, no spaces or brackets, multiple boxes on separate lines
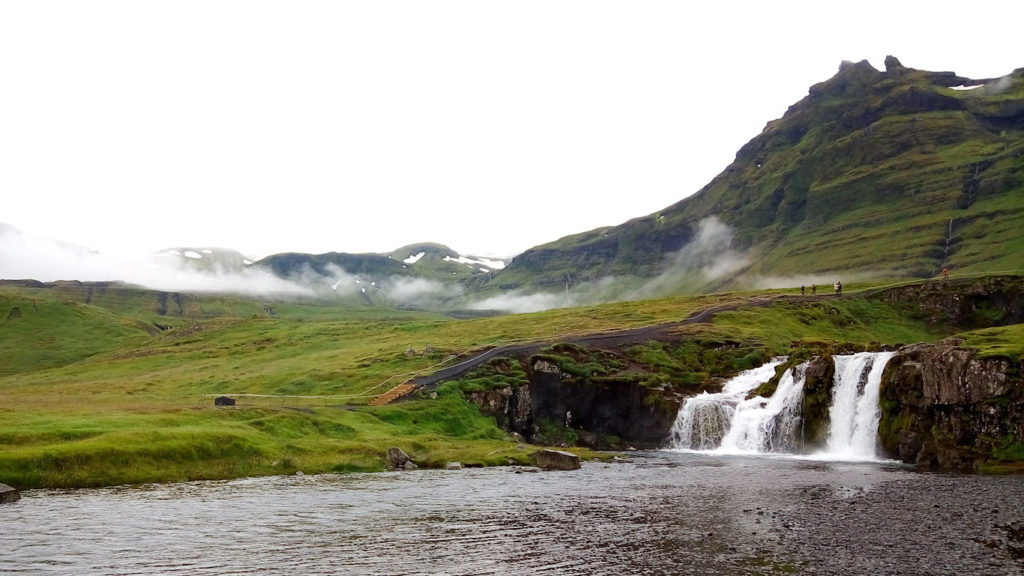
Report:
469,217,751,313
0,227,312,297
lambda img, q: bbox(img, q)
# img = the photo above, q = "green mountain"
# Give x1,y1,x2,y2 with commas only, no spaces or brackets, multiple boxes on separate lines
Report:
6,58,1019,314
487,57,1024,297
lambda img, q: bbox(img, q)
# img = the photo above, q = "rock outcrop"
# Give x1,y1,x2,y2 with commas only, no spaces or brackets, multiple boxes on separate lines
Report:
879,343,1023,470
883,277,1024,329
533,449,581,471
526,357,678,448
465,356,679,450
386,447,418,470
0,483,20,504
464,383,532,436
797,356,837,449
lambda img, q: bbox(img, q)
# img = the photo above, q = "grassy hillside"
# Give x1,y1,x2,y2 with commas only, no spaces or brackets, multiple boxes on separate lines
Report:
0,278,964,489
490,60,1024,295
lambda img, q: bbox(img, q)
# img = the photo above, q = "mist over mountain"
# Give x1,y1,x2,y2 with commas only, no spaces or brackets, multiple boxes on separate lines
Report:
482,57,1024,300
0,227,312,297
0,227,507,310
4,57,1022,313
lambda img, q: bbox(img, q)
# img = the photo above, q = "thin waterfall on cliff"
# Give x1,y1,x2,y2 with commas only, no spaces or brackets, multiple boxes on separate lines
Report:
668,352,896,459
824,351,897,460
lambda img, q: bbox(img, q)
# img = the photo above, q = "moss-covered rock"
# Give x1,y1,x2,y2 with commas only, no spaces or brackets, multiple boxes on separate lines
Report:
879,343,1024,470
798,356,837,449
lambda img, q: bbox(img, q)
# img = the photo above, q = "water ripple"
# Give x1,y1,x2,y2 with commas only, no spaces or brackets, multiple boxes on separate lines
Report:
2,454,1023,575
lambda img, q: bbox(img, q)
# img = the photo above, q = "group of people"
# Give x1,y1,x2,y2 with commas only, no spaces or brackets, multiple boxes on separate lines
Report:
799,281,841,296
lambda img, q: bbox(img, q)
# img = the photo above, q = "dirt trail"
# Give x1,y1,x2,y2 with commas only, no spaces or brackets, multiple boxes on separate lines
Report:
408,292,800,390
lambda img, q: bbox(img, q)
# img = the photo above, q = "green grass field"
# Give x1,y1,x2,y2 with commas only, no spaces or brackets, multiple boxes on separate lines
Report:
0,278,1013,489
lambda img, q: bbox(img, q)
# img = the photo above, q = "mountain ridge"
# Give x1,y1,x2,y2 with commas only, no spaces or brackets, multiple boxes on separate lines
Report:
3,57,1021,312
482,57,1024,298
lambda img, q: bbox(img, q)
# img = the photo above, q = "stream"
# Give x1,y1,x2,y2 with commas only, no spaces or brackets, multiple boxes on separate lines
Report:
3,452,1023,575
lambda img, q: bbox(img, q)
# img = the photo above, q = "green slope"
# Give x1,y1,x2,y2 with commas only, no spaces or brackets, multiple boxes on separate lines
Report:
0,277,961,488
489,59,1024,295
0,283,157,376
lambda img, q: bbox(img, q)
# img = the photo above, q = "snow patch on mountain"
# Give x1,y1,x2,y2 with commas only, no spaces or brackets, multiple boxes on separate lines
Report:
444,255,506,270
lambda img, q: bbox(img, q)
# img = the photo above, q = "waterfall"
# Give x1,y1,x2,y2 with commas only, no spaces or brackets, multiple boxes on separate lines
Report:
668,352,896,460
668,360,784,450
717,362,807,454
824,351,896,460
943,217,954,257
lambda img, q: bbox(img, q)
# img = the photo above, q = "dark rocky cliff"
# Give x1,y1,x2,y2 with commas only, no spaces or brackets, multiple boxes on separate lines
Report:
455,338,767,449
465,355,680,450
879,343,1023,470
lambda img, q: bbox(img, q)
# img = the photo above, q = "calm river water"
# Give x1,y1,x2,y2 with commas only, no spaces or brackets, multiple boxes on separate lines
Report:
3,452,1023,575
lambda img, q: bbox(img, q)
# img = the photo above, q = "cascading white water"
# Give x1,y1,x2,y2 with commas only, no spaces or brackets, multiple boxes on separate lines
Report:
717,362,807,454
824,351,896,460
668,352,896,460
668,360,785,450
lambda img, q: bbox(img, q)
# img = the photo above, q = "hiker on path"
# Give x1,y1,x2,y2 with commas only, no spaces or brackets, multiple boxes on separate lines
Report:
811,284,816,295
801,285,806,296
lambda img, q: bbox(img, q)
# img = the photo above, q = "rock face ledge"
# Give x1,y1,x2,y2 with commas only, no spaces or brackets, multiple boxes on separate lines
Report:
879,343,1023,470
465,356,678,450
0,483,20,504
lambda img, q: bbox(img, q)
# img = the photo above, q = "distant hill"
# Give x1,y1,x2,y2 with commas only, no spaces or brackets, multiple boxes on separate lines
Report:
153,247,254,273
252,243,507,308
486,57,1024,297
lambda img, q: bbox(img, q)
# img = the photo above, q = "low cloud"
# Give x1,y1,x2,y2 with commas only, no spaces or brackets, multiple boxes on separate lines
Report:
2,217,757,312
626,216,750,300
384,277,462,304
466,217,752,314
989,75,1014,95
282,262,360,297
0,226,312,297
467,291,566,314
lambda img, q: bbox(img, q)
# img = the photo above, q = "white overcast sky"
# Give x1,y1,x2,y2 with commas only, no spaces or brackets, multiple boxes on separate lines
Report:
2,1,1022,260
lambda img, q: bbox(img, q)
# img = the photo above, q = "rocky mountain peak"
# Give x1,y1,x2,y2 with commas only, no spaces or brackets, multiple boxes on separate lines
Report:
884,54,904,71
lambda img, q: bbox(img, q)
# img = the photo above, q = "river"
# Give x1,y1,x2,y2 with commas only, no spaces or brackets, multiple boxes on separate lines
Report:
2,452,1023,575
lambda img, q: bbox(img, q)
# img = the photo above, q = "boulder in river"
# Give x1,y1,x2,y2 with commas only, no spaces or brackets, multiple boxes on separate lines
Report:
533,449,581,471
0,483,20,504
